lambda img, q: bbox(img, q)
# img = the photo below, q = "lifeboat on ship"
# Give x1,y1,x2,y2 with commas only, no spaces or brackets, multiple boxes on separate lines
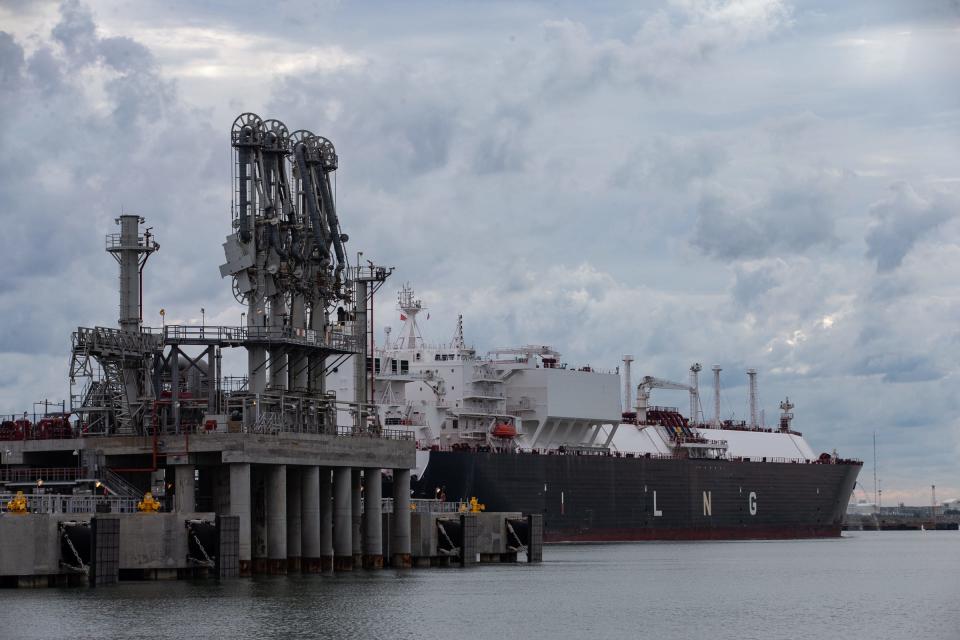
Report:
491,422,517,439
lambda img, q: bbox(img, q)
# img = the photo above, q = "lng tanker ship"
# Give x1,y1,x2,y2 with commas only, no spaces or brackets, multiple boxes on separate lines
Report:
330,285,861,542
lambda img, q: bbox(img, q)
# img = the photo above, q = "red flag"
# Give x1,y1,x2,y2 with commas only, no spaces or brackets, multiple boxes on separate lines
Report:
400,313,407,321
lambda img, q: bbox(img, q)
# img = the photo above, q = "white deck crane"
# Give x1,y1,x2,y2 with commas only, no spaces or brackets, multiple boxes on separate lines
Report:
636,375,698,424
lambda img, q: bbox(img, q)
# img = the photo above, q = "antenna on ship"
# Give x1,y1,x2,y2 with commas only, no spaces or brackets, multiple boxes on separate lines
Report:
396,284,425,349
778,397,794,432
452,315,465,350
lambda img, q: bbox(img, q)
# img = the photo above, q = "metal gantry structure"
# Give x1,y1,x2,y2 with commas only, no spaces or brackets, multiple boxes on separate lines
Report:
68,113,392,438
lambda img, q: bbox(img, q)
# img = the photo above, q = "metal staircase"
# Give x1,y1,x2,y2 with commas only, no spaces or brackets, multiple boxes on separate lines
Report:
102,468,144,499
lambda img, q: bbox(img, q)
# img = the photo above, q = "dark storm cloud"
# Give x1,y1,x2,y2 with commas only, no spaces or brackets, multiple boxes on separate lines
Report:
51,0,99,62
692,181,837,260
0,31,24,86
854,352,944,384
731,264,780,308
0,1,224,362
865,181,954,273
612,136,727,190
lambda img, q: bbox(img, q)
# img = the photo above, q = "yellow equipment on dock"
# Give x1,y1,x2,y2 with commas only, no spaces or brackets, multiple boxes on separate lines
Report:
137,491,161,512
460,497,486,513
5,491,29,514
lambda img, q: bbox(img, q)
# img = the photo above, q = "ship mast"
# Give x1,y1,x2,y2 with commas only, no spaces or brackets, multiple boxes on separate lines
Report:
396,284,425,350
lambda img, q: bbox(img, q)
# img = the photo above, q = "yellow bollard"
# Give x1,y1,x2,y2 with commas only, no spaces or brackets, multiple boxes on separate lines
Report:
137,491,162,512
6,490,29,514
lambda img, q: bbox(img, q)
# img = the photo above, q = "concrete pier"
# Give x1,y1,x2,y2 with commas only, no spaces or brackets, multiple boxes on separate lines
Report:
319,467,334,571
300,465,321,573
392,468,412,567
229,463,252,575
173,465,195,513
362,468,383,568
332,467,352,571
266,464,287,574
351,468,362,569
286,466,301,572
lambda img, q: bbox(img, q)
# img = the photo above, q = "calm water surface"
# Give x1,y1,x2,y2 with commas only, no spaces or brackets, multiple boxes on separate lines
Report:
8,531,959,640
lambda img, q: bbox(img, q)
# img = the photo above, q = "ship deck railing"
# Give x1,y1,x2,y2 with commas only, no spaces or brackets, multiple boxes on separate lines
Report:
414,443,862,465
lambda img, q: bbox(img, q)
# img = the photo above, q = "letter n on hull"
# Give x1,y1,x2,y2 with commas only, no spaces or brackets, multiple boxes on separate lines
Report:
702,491,712,517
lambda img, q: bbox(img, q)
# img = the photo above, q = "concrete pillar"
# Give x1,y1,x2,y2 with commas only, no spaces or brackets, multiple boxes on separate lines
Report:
251,466,268,573
351,468,363,568
173,465,195,513
392,468,412,568
319,467,334,571
362,468,383,568
300,465,321,573
228,463,251,576
266,464,287,574
333,467,352,571
286,466,301,572
212,466,231,515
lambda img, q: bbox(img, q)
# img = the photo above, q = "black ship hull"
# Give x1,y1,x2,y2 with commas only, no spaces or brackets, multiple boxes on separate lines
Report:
414,451,861,542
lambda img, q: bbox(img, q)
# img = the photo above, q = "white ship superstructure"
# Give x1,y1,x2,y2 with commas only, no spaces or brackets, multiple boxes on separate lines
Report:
329,286,825,481
328,286,622,455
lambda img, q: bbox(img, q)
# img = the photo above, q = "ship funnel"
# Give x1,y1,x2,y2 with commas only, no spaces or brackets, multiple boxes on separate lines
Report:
622,355,634,412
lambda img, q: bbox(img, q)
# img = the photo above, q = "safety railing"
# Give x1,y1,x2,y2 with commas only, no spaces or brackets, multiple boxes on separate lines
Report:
335,426,414,441
73,326,163,354
163,324,359,352
0,493,140,514
379,498,467,514
0,467,88,482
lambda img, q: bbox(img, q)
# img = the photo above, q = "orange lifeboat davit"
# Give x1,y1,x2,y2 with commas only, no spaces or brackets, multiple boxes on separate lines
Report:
491,422,517,439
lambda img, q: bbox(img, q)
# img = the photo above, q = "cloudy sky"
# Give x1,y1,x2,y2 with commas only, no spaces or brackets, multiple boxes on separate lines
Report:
1,0,958,503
